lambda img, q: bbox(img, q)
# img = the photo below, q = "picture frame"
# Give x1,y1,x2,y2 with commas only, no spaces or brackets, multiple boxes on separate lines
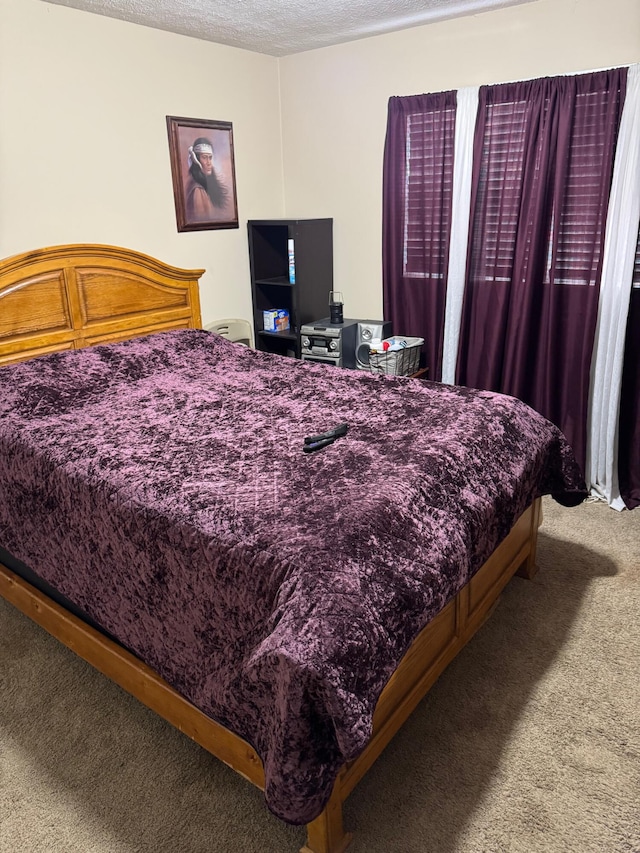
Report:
166,116,239,232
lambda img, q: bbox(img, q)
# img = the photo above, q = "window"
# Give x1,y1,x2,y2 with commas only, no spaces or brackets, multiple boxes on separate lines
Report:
383,90,457,382
402,102,456,279
468,98,529,285
545,88,620,287
468,79,624,290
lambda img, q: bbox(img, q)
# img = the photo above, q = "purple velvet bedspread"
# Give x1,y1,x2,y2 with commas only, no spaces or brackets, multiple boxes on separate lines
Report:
0,329,586,823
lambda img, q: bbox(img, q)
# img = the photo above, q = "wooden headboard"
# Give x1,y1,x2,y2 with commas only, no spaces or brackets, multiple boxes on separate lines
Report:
0,244,204,365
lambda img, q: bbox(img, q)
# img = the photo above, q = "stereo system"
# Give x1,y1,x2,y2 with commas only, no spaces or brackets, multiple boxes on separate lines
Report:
301,318,392,369
301,319,357,368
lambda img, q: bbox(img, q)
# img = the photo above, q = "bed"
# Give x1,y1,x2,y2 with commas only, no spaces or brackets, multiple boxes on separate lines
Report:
0,244,587,853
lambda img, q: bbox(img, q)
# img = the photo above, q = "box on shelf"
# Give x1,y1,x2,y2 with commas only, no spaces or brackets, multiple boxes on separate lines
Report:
369,336,424,376
263,309,290,332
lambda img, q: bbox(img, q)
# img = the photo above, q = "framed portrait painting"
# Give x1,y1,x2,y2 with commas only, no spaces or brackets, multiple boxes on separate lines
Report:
166,116,239,232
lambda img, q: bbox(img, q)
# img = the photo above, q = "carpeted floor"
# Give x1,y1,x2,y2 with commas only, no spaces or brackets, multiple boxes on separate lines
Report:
1,496,638,853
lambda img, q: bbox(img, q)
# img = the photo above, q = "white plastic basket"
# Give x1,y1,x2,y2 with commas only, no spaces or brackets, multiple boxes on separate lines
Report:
369,336,424,376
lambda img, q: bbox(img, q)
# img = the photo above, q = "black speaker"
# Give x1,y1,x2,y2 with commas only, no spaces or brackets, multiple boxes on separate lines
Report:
355,320,393,370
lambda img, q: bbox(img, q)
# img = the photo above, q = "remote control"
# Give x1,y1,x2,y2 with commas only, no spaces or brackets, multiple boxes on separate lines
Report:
304,423,348,445
303,436,337,453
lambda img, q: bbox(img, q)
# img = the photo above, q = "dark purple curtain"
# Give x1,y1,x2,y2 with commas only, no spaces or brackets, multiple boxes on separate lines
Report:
456,69,627,474
619,229,640,509
382,92,456,380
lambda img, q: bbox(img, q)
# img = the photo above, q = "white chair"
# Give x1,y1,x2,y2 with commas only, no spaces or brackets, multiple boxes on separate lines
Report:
204,318,254,348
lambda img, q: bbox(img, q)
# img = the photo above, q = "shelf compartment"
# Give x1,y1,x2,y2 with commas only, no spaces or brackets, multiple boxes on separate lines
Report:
255,277,294,287
258,329,297,341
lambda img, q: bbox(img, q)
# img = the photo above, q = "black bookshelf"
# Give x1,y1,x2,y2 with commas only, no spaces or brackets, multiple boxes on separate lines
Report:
247,219,333,358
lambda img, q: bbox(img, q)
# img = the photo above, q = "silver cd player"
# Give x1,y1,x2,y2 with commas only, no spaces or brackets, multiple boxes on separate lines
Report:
300,319,358,368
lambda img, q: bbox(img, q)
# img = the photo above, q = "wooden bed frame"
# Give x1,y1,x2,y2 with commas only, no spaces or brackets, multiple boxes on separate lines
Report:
0,244,541,853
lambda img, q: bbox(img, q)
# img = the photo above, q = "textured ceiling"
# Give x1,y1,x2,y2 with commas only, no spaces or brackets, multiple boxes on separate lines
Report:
41,0,538,56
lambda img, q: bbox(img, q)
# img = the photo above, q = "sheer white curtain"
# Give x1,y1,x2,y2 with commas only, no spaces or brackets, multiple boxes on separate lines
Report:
587,64,640,509
441,86,478,385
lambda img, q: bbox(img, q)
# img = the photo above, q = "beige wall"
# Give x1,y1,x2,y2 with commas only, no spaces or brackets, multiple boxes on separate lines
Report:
279,0,640,321
1,0,638,329
0,0,284,326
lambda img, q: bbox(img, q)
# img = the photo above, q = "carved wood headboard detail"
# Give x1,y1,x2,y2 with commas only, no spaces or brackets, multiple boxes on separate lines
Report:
0,244,204,365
